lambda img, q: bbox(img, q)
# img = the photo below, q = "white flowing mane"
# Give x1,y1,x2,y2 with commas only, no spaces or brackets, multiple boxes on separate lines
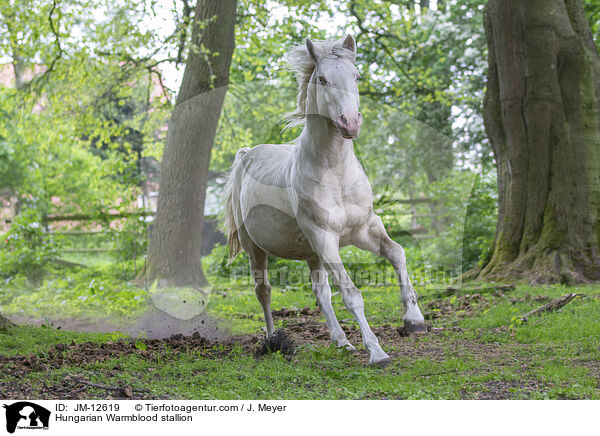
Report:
284,37,357,129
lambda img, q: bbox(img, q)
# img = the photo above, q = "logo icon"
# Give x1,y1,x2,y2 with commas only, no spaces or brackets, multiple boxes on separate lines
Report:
2,402,50,434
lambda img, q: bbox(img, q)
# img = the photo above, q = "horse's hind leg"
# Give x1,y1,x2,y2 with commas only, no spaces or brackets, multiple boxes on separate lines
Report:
307,259,355,352
245,240,275,338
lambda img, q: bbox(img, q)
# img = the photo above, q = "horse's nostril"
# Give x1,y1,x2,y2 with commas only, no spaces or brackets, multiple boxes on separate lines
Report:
340,114,347,123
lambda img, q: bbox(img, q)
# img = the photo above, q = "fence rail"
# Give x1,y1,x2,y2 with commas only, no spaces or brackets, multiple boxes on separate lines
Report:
50,230,105,235
374,197,432,206
2,211,156,225
3,201,436,252
42,212,155,223
62,248,111,253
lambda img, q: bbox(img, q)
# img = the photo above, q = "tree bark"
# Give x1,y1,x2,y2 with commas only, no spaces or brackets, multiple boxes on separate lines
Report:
480,0,600,284
145,0,238,288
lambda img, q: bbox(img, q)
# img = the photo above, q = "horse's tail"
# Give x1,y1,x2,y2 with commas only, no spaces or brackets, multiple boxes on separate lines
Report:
223,147,249,265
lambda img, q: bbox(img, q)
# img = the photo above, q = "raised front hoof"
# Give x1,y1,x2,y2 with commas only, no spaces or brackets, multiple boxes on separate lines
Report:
370,356,392,368
403,319,428,335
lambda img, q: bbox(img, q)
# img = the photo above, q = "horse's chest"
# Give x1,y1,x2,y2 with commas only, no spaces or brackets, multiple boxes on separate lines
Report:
304,178,372,234
342,182,372,223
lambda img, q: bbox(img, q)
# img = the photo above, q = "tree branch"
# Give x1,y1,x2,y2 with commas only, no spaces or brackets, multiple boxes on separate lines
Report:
73,378,150,398
348,0,422,91
40,0,63,85
520,293,578,322
176,0,193,65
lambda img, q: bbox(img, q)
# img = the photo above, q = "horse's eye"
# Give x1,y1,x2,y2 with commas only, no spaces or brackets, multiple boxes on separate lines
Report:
356,74,361,81
318,75,328,85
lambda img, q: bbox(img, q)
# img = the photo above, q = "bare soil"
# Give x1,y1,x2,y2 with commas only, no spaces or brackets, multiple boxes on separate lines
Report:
1,306,596,400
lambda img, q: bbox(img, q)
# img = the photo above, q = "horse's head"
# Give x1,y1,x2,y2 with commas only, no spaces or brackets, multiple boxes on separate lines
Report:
306,35,362,139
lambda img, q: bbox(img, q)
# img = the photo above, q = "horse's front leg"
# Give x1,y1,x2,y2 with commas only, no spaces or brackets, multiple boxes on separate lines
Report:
306,258,355,352
300,221,391,366
352,214,427,333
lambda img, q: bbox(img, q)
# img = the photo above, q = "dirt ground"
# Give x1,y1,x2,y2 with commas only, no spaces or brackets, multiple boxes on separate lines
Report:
3,304,586,400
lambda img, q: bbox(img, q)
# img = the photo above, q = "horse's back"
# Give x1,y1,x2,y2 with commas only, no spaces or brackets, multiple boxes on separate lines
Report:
239,143,295,188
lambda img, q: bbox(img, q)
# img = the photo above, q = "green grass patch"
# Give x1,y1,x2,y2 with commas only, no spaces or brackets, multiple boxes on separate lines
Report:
0,325,121,357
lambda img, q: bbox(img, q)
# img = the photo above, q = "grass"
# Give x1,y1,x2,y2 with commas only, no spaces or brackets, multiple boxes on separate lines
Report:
1,258,599,400
19,346,467,399
0,326,121,357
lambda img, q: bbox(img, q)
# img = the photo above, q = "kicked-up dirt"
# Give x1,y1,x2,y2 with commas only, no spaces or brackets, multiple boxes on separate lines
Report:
1,305,597,400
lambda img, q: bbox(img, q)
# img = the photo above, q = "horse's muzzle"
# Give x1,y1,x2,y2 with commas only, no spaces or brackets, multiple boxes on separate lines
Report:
337,112,362,138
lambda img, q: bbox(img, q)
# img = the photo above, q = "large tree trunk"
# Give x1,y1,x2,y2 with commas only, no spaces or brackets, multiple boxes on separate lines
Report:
145,0,238,288
480,0,600,284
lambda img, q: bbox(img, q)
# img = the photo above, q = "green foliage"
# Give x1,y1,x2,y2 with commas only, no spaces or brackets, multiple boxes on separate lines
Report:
0,0,170,218
424,169,497,275
464,173,497,270
0,209,63,282
109,215,148,278
0,264,148,321
202,243,247,278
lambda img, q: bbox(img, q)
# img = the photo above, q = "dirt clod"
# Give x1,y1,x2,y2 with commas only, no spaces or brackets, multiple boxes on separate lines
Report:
120,385,133,398
258,329,295,355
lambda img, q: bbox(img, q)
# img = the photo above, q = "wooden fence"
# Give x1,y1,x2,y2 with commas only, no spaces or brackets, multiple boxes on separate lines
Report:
3,198,436,252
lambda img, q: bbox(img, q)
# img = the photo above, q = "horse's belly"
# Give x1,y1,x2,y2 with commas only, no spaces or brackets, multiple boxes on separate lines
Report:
243,204,315,260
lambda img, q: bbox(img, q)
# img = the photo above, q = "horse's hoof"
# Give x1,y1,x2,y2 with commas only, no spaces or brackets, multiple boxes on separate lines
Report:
404,319,428,334
370,357,392,368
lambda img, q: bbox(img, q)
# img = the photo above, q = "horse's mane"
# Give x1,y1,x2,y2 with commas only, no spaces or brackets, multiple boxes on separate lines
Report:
284,37,356,130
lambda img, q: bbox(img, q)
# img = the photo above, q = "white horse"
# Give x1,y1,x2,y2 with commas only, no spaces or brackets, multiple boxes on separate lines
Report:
224,35,426,366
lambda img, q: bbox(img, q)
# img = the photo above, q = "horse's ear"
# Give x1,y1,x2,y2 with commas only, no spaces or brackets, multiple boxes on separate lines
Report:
341,34,356,54
306,38,321,64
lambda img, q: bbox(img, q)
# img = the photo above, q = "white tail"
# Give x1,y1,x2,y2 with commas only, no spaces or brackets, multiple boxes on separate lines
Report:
223,147,249,265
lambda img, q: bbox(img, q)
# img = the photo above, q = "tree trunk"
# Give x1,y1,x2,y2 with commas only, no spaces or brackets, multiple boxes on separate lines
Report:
145,0,238,288
480,0,600,284
13,53,25,90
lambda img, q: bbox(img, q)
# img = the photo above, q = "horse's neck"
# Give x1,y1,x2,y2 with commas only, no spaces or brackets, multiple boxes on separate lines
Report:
297,115,355,171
